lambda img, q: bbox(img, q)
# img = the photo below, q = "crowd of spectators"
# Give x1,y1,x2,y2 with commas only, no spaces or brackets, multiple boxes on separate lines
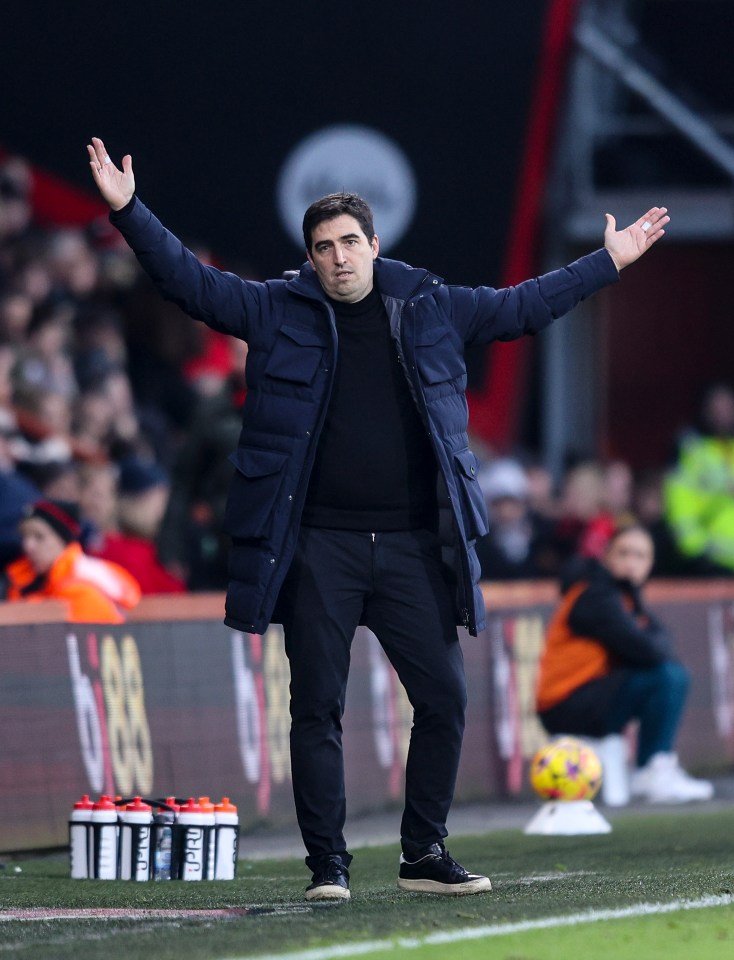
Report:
2,152,734,603
0,155,245,598
477,457,662,581
475,382,734,583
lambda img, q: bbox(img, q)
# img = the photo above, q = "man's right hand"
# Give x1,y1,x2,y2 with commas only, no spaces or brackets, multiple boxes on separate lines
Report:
86,136,135,211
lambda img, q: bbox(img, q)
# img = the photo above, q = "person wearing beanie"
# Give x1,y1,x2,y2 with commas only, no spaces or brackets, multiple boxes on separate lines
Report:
2,498,141,622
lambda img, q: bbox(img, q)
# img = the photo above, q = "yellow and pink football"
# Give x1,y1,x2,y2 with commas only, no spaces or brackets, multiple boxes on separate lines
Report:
529,737,602,801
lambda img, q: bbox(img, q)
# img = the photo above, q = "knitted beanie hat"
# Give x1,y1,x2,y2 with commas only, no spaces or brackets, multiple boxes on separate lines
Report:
23,499,82,544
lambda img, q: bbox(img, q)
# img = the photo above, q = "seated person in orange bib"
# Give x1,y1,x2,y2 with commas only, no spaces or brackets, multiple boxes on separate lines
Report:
536,524,712,804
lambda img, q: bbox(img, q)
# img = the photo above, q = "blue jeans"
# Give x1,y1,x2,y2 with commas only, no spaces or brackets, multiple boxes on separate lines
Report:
603,661,690,767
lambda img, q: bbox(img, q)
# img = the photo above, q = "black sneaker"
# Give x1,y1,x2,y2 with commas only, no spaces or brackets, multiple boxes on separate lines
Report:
305,856,351,901
398,842,491,896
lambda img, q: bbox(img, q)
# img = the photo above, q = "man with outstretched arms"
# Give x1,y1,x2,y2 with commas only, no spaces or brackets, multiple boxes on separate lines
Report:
87,135,668,900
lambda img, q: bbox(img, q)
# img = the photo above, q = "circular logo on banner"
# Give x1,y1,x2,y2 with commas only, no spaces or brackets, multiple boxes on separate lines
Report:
276,125,417,253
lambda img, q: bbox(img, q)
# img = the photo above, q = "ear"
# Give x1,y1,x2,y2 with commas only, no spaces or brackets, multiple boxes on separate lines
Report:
371,234,380,259
306,248,314,267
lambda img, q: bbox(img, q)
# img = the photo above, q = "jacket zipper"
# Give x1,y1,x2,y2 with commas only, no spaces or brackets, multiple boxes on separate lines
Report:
393,294,472,631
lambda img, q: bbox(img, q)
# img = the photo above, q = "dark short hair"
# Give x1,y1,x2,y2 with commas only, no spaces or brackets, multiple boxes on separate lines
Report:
302,193,375,252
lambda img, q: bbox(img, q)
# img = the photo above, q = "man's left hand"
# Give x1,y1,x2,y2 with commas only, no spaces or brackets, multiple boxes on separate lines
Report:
604,206,669,272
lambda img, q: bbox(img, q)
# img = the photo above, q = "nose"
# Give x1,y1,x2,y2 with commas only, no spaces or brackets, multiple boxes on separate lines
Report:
332,245,346,265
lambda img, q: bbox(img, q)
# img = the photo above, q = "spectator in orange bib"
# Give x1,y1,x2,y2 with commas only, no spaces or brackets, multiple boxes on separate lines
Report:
535,524,712,804
2,499,141,622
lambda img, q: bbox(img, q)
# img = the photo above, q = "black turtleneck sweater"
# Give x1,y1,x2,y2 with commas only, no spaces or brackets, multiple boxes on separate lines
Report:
301,284,438,531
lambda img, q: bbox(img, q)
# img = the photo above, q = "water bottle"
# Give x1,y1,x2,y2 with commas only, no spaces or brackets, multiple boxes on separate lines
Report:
214,797,239,880
152,805,176,881
176,798,207,881
198,797,217,880
118,797,153,881
90,796,119,880
69,794,94,879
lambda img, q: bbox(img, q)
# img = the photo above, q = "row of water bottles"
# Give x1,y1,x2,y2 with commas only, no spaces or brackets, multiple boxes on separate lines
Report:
70,794,239,881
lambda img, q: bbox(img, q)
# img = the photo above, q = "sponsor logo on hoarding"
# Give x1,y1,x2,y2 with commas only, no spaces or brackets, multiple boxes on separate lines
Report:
489,614,549,795
231,626,413,816
67,632,153,796
709,604,734,741
231,627,292,816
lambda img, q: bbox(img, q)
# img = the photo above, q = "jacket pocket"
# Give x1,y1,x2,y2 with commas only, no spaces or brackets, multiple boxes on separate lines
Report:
224,447,290,541
453,448,488,540
414,325,466,384
265,324,326,384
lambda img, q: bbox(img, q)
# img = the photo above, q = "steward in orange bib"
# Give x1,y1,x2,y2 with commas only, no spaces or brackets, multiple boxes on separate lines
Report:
535,524,712,803
2,500,141,623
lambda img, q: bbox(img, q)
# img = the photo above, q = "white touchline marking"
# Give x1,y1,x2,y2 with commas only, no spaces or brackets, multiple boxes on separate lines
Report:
220,894,734,960
514,870,598,885
0,906,311,923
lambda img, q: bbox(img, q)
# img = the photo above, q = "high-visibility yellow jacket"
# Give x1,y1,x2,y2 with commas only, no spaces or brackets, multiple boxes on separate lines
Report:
664,435,734,570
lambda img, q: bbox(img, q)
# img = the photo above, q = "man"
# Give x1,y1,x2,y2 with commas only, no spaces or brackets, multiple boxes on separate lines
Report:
536,524,712,804
87,136,668,899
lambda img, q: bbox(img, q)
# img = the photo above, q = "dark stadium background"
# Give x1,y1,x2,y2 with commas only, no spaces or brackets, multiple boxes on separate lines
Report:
2,1,547,282
2,0,733,455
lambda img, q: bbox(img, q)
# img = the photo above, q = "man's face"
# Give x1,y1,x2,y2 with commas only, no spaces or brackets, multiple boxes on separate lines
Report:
603,529,654,586
307,214,379,303
20,517,67,575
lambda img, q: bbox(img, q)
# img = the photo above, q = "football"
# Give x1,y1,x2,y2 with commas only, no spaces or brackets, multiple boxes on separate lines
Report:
529,737,603,801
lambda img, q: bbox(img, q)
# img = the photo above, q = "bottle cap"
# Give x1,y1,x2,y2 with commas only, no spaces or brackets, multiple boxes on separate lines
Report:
179,797,203,814
93,796,117,811
160,796,180,813
125,796,152,812
215,797,238,813
73,794,94,811
198,796,215,813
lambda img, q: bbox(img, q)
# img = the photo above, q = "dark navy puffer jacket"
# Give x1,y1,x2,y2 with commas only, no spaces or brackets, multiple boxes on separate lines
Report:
110,197,619,636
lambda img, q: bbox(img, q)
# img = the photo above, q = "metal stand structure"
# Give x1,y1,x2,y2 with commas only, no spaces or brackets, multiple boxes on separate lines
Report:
541,0,734,475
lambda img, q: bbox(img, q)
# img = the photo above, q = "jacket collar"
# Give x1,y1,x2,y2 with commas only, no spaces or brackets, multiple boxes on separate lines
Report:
7,541,82,594
286,257,443,303
562,557,645,608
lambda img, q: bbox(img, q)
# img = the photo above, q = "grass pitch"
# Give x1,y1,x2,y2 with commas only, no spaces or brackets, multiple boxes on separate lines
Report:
1,809,733,960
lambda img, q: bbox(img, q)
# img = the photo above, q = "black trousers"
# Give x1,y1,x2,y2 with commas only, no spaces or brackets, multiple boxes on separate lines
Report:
277,525,466,870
